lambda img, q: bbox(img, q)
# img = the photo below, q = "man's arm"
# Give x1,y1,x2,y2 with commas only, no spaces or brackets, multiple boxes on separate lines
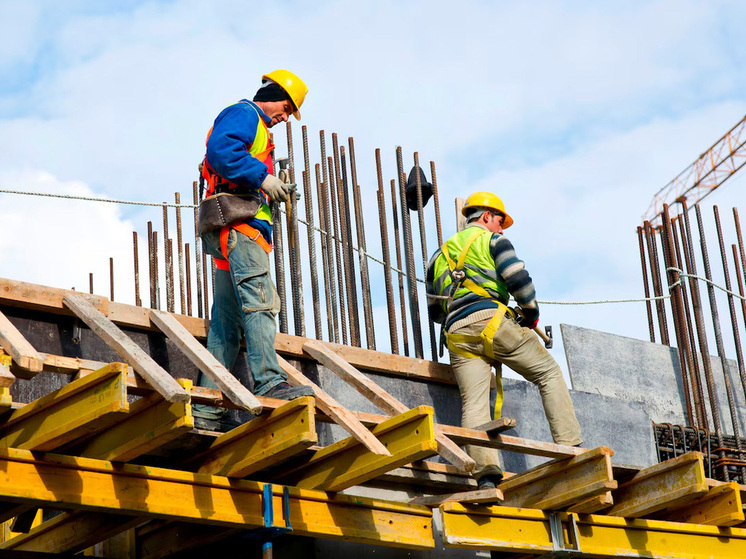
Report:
426,249,446,324
206,103,269,189
490,234,539,326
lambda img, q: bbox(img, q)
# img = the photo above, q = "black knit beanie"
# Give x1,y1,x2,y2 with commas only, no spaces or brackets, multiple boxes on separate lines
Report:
253,79,293,105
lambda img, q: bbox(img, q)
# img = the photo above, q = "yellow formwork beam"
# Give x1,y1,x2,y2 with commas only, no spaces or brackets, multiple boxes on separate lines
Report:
0,363,129,451
75,378,193,462
654,481,744,526
441,503,746,558
0,447,434,549
194,396,317,478
281,405,438,492
0,353,12,412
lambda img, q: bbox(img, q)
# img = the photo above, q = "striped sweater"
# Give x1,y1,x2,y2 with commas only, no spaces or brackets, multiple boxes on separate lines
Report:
426,223,538,331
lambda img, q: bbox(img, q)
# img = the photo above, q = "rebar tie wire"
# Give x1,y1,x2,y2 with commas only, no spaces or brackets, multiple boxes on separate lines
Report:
4,189,738,306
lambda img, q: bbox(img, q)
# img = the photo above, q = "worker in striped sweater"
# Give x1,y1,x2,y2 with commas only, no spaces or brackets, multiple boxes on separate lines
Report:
426,191,582,489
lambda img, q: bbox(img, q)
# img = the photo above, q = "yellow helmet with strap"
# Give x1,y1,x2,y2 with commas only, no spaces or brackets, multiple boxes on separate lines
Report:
262,69,308,120
461,191,513,228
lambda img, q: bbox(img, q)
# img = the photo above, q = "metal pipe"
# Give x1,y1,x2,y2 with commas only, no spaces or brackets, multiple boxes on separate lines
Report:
660,206,695,427
672,217,707,427
375,149,399,354
396,147,424,358
429,160,443,247
328,154,348,345
643,221,670,345
349,137,375,350
320,132,340,343
390,178,410,356
690,203,729,479
301,127,322,340
193,180,204,319
185,242,192,316
109,257,115,302
413,152,438,362
133,232,141,307
285,122,304,337
175,193,185,315
636,226,656,343
339,145,361,347
147,221,155,309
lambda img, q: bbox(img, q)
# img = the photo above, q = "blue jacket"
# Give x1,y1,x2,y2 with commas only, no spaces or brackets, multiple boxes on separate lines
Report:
205,99,273,242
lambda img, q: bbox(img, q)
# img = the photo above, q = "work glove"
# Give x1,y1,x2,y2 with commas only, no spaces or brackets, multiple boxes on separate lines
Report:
515,306,539,329
261,174,290,203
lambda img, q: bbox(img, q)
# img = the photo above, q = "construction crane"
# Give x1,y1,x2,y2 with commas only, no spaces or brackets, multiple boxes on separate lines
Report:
643,114,746,225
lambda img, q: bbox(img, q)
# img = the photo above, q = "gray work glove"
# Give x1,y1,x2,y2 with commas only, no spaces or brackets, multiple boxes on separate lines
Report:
261,174,290,203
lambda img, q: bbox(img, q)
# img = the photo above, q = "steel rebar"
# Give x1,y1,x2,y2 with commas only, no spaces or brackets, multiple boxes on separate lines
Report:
349,137,375,350
175,192,185,315
148,221,155,309
286,122,305,337
301,127,322,340
391,178,410,356
272,201,288,334
636,226,656,343
320,132,340,343
185,242,192,316
109,257,115,302
339,145,361,347
89,273,93,295
202,250,209,319
133,232,141,307
643,221,670,345
163,204,174,312
376,149,399,354
153,231,161,310
193,180,204,319
430,160,444,247
328,154,348,345
315,164,334,341
414,152,438,361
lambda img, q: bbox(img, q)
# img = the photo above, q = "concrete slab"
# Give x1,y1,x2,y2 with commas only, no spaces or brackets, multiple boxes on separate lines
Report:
562,323,746,435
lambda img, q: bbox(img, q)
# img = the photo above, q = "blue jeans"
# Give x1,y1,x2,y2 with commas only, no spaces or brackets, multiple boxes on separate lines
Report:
195,228,286,417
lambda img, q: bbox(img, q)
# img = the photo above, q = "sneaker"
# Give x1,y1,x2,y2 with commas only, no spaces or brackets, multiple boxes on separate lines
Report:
477,473,504,490
263,382,315,401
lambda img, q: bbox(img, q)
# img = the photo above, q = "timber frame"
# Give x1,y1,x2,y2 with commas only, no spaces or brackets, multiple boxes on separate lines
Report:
1,278,746,558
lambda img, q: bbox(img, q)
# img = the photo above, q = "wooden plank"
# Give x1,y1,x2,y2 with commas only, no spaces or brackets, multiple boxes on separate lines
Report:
412,488,503,507
192,396,317,478
303,340,475,473
654,481,744,526
474,418,517,433
63,293,189,403
499,446,617,510
0,309,43,376
566,491,614,513
277,354,390,457
607,451,709,518
0,363,130,451
75,379,194,462
0,511,144,554
279,406,438,492
0,447,435,549
150,309,262,414
376,461,476,492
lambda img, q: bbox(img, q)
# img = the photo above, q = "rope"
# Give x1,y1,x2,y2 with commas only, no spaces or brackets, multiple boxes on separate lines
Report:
667,267,746,302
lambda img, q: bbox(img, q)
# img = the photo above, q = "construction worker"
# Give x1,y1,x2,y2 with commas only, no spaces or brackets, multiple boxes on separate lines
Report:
194,70,313,431
426,192,582,488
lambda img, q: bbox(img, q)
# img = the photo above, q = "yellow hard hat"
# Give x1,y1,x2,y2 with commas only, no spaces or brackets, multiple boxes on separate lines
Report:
262,69,308,120
462,191,513,228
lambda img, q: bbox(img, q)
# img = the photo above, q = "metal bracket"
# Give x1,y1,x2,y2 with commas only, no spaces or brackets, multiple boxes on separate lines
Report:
544,512,582,558
244,484,292,556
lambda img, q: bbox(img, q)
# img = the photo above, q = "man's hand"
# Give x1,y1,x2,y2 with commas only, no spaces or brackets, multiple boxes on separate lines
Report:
261,175,290,203
515,306,539,329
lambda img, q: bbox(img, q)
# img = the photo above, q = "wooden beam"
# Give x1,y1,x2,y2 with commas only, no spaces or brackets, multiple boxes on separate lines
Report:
63,294,189,403
411,487,504,507
375,461,476,492
653,480,744,526
499,446,617,510
277,355,390,457
0,447,435,549
0,511,145,554
566,492,614,514
474,418,517,433
0,309,43,376
303,340,475,473
279,406,438,492
75,379,194,462
607,451,709,518
192,396,317,478
0,363,129,451
150,309,262,414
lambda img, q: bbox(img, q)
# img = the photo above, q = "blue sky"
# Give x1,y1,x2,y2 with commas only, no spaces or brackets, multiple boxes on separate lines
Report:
1,0,746,377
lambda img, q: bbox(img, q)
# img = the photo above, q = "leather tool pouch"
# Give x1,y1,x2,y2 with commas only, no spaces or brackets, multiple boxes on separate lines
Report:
198,191,263,236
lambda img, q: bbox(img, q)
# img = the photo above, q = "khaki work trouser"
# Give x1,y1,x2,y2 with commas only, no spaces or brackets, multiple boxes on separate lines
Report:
449,314,583,479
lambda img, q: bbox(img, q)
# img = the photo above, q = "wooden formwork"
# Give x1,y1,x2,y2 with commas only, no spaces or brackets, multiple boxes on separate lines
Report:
1,277,745,558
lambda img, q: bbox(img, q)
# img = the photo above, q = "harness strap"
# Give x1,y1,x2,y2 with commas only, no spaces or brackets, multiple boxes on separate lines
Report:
215,223,273,270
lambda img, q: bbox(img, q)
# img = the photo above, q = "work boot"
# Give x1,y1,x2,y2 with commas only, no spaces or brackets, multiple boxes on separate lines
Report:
193,415,240,433
263,382,315,401
477,473,504,490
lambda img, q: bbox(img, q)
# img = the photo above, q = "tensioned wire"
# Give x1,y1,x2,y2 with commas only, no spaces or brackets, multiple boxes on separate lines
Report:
3,188,739,305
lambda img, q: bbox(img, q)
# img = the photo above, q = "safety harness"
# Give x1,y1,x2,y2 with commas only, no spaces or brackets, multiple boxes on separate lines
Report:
200,101,275,270
439,227,514,417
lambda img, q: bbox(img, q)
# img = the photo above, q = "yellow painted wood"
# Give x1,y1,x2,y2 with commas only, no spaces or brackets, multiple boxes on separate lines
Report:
608,451,709,518
500,446,617,510
76,378,194,462
283,405,438,492
1,509,42,543
654,481,744,526
0,309,44,375
0,352,15,388
441,503,746,557
0,363,130,451
0,511,144,554
195,396,317,478
0,447,434,549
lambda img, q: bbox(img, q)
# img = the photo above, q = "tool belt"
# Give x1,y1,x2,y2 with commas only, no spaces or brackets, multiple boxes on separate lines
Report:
198,191,264,236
